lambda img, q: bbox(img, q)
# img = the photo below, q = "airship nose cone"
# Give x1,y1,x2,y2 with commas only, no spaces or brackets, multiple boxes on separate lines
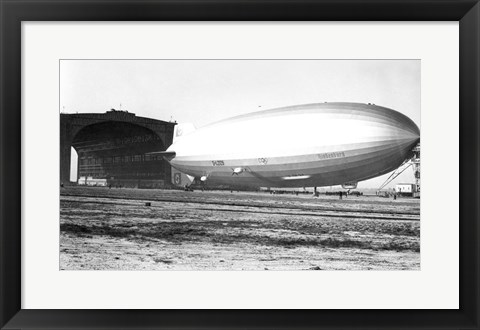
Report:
402,123,420,144
405,120,420,140
384,109,420,159
378,105,419,141
397,114,420,143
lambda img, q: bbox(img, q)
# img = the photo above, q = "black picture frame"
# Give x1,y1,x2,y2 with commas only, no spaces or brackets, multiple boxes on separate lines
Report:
1,1,478,329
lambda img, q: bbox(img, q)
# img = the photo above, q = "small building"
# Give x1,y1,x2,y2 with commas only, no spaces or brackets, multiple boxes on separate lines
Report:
395,183,417,196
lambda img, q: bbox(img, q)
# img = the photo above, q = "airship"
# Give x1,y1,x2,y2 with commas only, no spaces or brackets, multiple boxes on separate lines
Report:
155,102,420,189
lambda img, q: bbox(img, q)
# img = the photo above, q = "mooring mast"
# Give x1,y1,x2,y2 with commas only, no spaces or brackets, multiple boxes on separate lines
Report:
377,142,421,197
411,143,420,195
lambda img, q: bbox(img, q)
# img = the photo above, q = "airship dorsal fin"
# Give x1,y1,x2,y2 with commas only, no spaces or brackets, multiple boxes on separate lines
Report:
174,123,196,142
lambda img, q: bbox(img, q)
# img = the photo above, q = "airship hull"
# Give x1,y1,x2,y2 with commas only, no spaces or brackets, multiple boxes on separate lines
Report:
167,103,420,188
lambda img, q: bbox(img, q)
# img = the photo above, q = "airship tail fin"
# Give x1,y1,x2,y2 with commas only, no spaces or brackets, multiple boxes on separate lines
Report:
145,151,176,161
174,123,196,143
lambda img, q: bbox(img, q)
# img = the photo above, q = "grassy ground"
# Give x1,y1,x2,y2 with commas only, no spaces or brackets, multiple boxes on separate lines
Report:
60,186,420,270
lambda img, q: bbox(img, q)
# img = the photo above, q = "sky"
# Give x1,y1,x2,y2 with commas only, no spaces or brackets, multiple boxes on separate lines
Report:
61,60,420,188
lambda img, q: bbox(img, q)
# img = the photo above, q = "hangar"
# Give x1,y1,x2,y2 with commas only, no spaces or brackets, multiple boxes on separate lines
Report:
60,109,176,188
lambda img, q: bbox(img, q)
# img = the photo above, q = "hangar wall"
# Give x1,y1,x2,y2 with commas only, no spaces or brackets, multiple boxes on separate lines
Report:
60,110,176,188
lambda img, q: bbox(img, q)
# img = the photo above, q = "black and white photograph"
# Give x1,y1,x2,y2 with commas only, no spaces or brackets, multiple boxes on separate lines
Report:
59,59,420,271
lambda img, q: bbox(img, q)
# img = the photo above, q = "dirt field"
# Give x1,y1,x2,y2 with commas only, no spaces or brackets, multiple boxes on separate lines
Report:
60,186,420,270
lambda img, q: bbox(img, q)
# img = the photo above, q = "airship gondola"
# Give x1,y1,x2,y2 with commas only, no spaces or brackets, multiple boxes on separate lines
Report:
154,102,420,189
